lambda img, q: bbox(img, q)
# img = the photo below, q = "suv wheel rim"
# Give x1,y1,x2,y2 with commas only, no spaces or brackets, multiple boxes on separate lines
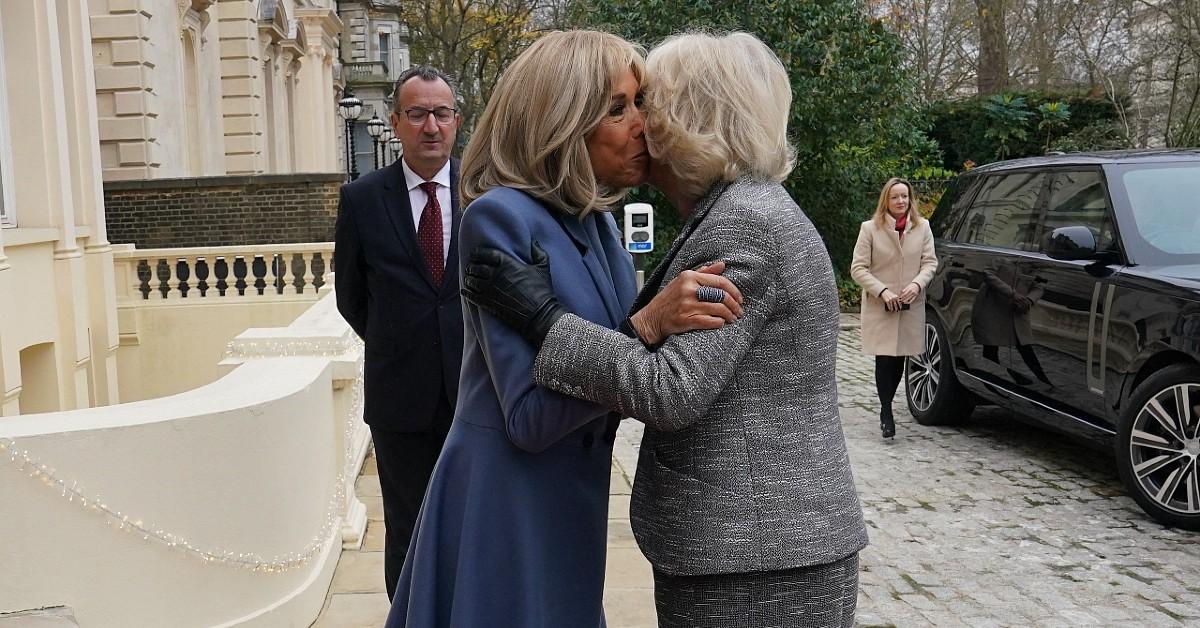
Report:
1129,383,1200,515
907,323,941,412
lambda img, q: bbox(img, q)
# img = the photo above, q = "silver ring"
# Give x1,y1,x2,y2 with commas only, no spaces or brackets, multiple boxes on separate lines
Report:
696,286,727,303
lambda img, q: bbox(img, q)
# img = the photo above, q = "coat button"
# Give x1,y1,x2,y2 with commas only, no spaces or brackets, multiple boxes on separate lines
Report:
582,433,595,448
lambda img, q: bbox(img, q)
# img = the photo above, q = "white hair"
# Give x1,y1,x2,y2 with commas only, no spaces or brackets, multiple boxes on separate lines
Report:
645,32,796,199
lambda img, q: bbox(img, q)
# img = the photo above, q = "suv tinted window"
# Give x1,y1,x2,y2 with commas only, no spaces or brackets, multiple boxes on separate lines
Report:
932,175,984,238
1113,163,1200,262
1041,170,1115,253
957,172,1046,250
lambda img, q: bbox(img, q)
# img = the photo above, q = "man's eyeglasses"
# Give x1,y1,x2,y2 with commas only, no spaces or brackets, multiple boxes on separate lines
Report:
402,107,458,125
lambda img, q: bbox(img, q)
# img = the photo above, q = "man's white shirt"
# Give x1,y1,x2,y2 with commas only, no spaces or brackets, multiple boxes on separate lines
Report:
402,158,453,263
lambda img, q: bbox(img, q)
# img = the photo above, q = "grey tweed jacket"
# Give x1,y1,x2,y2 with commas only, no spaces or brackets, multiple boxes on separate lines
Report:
532,177,869,576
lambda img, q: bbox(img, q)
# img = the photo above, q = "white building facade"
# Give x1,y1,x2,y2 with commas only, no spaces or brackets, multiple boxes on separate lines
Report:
0,0,119,416
90,0,344,180
336,0,410,175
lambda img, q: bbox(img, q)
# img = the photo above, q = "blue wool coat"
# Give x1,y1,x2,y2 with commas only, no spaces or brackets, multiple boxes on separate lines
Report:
385,187,638,628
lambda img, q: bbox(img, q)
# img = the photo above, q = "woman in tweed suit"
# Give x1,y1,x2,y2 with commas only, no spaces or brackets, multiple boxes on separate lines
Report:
850,178,939,438
463,32,868,628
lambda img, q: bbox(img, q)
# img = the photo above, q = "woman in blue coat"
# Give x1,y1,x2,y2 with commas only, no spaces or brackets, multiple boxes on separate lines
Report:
385,31,741,628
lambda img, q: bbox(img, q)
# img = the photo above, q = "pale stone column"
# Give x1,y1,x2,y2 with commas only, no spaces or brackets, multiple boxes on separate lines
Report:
292,49,322,172
63,0,120,406
268,43,288,172
0,0,86,410
259,38,280,173
0,0,15,416
217,0,264,174
325,51,341,173
282,50,302,172
295,8,343,174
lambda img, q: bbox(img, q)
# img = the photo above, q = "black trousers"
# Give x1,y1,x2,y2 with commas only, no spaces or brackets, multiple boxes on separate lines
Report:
875,355,906,420
370,391,452,600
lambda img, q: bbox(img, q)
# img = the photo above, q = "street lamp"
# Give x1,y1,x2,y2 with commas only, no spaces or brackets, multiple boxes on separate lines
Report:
380,126,394,166
388,137,402,166
337,90,363,180
366,116,386,170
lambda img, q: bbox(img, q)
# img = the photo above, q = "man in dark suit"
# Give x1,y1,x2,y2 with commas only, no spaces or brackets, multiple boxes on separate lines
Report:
334,66,463,599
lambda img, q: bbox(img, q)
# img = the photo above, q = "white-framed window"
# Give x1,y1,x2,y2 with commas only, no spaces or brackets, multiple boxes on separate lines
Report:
377,25,396,79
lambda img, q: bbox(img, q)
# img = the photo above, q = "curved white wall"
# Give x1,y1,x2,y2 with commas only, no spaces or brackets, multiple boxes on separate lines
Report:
0,291,368,626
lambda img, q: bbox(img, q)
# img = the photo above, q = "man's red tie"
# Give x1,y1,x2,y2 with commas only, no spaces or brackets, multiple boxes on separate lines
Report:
417,181,444,285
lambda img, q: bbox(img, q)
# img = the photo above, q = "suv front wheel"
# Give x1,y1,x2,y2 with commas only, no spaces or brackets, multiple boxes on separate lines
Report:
906,314,975,425
1116,364,1200,530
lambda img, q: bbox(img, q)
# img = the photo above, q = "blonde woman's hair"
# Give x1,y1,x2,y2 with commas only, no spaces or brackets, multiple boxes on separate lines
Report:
644,32,795,200
872,177,924,227
459,31,645,216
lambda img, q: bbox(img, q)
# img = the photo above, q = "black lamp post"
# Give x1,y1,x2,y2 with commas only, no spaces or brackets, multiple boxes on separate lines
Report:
338,90,363,180
366,115,386,170
380,126,394,167
388,137,402,166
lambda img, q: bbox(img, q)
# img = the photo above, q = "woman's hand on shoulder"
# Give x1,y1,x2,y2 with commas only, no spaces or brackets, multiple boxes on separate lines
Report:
630,262,743,345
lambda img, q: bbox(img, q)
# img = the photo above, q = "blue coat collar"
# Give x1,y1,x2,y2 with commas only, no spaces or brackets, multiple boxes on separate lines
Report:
551,210,629,327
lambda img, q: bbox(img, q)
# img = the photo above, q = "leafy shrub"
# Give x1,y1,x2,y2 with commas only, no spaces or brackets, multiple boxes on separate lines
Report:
837,274,862,312
1050,122,1132,152
927,92,1124,168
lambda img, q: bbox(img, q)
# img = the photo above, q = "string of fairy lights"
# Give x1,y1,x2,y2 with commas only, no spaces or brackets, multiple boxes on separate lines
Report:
1,342,365,573
222,337,358,360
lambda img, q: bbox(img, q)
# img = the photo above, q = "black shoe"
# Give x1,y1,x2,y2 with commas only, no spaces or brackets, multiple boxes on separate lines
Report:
880,408,896,439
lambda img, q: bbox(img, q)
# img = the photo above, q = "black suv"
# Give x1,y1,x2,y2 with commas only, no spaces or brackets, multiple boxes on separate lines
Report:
909,149,1200,530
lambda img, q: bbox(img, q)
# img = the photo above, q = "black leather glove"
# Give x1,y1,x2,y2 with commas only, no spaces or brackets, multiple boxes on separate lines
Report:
461,241,565,348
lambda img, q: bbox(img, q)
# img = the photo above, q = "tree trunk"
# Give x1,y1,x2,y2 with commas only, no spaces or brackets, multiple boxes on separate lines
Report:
1034,0,1052,91
975,0,1009,95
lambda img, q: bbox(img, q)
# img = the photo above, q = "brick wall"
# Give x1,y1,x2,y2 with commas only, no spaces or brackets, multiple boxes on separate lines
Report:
103,173,347,248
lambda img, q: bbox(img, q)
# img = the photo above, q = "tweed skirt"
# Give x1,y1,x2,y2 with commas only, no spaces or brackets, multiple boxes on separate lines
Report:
652,553,860,628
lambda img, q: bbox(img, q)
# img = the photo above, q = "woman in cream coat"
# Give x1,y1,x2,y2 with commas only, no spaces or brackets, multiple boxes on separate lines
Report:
850,177,938,438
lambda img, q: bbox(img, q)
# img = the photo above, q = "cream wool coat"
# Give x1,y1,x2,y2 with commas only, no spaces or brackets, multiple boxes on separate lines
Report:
850,215,938,356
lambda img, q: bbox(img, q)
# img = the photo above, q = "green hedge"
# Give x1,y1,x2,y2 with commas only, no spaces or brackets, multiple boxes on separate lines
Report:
927,92,1125,169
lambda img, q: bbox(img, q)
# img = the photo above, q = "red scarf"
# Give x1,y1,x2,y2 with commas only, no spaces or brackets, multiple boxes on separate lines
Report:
895,213,908,240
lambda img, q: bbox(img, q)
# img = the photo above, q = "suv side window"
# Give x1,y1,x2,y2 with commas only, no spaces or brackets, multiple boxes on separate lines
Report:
1041,170,1115,253
932,174,984,238
956,172,1047,250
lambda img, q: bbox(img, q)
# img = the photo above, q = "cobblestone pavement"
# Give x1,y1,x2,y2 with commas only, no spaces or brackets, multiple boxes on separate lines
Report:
833,326,1200,627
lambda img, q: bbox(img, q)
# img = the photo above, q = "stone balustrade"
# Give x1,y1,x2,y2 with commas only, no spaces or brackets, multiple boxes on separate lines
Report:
344,60,389,82
112,242,334,303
